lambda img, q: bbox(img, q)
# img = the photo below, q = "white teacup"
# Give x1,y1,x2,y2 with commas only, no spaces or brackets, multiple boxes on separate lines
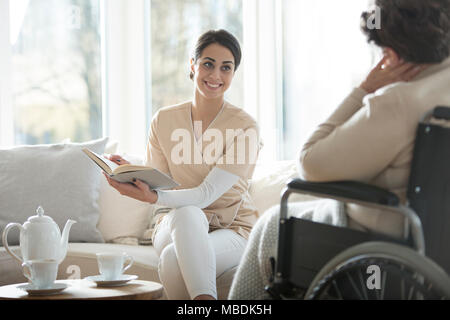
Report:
22,259,58,289
96,252,134,281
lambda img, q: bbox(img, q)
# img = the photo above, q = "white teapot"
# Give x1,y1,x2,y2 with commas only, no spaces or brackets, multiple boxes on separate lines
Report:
2,206,76,264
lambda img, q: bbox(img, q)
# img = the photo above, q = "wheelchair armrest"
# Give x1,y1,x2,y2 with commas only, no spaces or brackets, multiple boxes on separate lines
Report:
280,178,425,254
421,106,450,122
286,178,400,207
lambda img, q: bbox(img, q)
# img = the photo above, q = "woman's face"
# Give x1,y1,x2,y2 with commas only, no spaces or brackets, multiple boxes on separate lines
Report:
191,43,235,100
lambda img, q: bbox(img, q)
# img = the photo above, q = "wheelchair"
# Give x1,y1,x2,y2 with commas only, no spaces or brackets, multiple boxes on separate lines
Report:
266,106,450,300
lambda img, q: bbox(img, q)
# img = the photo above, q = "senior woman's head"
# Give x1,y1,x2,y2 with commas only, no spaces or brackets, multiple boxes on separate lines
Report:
361,0,450,64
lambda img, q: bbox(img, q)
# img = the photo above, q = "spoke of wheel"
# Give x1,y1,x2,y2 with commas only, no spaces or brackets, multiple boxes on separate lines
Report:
314,257,444,300
408,284,415,300
415,273,425,300
346,272,363,300
332,280,344,300
409,272,425,300
357,268,369,300
380,270,387,300
400,265,405,300
426,282,435,299
401,277,405,300
319,282,331,299
374,280,380,300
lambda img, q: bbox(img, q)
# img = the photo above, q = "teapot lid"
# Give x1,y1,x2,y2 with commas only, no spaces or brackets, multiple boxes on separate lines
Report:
27,206,55,224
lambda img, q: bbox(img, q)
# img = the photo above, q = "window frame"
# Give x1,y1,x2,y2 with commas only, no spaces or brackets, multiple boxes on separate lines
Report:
243,0,284,162
102,0,149,155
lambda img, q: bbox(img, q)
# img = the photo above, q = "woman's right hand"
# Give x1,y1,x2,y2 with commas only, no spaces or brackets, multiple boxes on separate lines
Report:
359,57,429,94
105,154,131,165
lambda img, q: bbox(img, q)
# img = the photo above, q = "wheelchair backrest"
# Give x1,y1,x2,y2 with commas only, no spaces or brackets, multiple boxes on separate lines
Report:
407,106,450,274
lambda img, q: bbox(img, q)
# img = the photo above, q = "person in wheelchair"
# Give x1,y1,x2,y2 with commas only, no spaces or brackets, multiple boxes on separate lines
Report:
228,0,450,299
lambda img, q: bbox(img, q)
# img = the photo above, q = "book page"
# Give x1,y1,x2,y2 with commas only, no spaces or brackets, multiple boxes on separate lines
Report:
82,148,118,175
112,164,153,175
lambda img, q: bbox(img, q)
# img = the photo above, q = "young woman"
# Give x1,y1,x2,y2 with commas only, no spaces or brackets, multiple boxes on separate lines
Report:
104,29,262,300
229,0,450,299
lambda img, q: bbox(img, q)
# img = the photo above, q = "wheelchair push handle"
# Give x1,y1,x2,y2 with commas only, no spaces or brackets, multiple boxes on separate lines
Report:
421,106,450,122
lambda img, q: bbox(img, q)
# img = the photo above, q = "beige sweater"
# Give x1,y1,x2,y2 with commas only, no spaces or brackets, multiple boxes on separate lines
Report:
145,101,262,240
300,57,450,238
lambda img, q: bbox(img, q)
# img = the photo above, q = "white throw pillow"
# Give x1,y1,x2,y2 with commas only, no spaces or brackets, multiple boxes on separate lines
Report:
104,140,119,154
249,160,319,216
0,137,109,245
96,153,154,242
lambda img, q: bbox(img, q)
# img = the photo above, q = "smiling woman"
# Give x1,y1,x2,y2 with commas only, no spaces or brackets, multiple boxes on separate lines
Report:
104,29,262,301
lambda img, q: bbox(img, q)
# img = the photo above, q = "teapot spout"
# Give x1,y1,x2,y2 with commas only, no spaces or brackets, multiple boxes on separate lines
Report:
59,219,76,263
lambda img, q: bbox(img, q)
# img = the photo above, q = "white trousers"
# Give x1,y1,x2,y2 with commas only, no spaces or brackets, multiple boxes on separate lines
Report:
153,205,247,299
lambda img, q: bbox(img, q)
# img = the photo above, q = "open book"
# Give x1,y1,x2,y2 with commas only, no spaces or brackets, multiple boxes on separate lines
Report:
82,148,179,190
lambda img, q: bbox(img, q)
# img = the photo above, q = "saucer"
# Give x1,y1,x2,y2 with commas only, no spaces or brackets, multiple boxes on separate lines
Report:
17,283,68,296
84,274,138,287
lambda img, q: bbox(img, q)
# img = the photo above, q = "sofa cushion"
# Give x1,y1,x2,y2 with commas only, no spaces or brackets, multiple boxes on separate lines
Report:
97,153,155,242
0,137,108,246
0,246,25,286
97,177,154,242
62,243,160,278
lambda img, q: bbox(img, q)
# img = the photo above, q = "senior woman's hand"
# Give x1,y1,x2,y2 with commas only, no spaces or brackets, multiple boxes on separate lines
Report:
103,173,158,204
359,57,429,94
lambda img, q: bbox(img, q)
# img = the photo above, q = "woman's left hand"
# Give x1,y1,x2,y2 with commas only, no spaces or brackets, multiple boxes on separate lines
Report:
103,173,158,204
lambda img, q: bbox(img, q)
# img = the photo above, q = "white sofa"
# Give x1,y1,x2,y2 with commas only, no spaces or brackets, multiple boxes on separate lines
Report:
0,148,314,299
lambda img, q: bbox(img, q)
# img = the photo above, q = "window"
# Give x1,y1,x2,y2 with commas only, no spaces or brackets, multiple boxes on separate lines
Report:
150,0,244,113
280,0,377,160
8,0,102,145
1,0,377,162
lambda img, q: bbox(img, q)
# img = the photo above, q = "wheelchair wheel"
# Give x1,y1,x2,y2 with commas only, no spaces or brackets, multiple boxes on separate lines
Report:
305,242,450,300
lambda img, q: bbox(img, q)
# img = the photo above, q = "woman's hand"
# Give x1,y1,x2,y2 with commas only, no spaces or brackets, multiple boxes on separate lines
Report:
103,173,158,204
359,57,429,94
105,154,131,165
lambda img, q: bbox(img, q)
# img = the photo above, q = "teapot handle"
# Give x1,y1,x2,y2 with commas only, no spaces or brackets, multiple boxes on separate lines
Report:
2,223,25,264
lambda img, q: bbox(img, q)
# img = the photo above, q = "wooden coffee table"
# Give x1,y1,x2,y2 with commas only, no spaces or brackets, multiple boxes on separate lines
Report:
0,279,163,300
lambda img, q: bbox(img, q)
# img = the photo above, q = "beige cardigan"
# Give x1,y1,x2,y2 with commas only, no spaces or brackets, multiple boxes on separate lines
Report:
145,101,262,240
300,57,450,238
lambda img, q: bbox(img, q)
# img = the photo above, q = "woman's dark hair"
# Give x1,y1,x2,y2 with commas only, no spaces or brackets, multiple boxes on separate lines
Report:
190,29,242,80
361,0,450,63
